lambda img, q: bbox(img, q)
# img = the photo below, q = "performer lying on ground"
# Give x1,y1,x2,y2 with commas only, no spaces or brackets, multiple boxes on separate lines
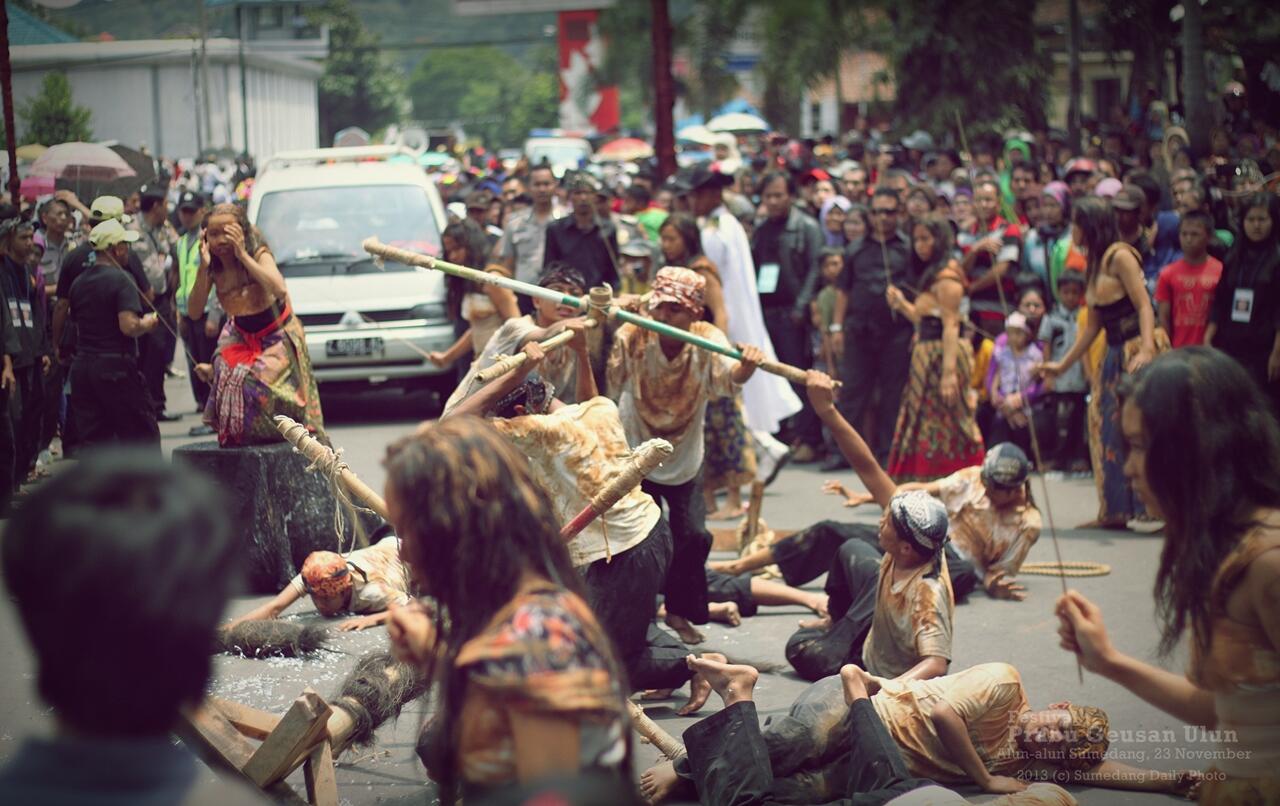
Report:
186,203,323,447
732,442,1040,602
384,417,631,803
641,657,1200,804
1057,347,1280,804
779,371,955,682
225,525,411,632
701,567,830,627
445,327,731,712
440,262,582,417
606,266,763,645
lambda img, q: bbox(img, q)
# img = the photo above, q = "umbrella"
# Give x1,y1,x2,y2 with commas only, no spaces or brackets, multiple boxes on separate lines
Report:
677,125,717,146
596,137,654,162
107,144,158,187
19,174,55,200
30,142,136,200
15,144,47,163
707,112,769,134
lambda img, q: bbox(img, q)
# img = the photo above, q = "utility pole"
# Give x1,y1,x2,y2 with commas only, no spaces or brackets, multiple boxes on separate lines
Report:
651,0,676,181
237,3,250,158
200,0,213,152
0,2,18,204
1066,0,1082,153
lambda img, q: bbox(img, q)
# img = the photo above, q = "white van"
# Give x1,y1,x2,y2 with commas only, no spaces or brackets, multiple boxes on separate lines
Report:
248,146,458,396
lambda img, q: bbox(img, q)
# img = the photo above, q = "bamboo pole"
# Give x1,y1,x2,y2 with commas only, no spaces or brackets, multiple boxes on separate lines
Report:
274,416,389,520
627,700,685,760
475,318,600,384
362,238,818,385
560,439,673,541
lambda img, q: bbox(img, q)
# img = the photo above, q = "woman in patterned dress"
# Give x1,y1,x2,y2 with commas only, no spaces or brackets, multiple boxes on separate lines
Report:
384,417,630,804
885,214,985,481
187,203,323,447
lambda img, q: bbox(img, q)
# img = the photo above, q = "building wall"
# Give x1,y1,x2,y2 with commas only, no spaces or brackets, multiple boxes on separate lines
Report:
12,49,318,161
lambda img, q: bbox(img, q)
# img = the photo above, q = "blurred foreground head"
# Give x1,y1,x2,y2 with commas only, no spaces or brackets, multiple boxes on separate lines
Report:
2,451,239,736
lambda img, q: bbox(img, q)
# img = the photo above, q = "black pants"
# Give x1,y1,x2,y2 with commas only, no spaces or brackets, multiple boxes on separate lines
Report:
582,517,690,691
69,355,160,450
763,305,821,448
0,387,15,511
705,568,758,617
987,410,1049,464
681,698,936,806
10,364,43,484
771,521,977,600
1041,392,1088,468
643,472,712,624
179,314,218,410
38,361,63,453
782,524,977,681
139,294,175,414
838,325,912,464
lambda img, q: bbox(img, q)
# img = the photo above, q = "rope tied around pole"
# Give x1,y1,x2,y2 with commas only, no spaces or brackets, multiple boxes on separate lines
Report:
275,416,376,553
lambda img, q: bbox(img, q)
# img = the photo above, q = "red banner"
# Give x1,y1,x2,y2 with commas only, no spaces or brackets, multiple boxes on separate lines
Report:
557,9,619,134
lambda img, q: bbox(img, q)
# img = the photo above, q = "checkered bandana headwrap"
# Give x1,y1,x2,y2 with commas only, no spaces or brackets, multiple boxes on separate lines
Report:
981,443,1032,490
494,372,555,418
1062,704,1111,771
301,551,353,599
648,266,706,315
888,491,949,558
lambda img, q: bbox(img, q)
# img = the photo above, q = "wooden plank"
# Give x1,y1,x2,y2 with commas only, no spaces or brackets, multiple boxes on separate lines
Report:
710,526,796,552
242,690,333,788
176,703,259,773
209,696,282,741
303,740,339,806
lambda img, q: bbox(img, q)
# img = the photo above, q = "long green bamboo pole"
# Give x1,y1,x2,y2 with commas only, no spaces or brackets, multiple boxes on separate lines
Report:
362,237,816,384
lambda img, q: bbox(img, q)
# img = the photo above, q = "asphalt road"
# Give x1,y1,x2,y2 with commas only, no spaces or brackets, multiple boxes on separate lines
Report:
0,374,1205,805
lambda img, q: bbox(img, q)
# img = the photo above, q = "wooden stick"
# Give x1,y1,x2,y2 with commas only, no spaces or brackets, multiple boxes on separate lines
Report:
362,237,828,387
242,690,332,788
627,700,685,760
560,439,673,540
275,416,389,520
742,480,765,551
475,318,600,384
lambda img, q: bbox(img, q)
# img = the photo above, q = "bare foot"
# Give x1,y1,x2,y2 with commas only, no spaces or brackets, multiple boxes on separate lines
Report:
678,652,729,715
706,559,742,576
639,760,684,805
641,688,674,700
797,614,832,630
666,613,705,645
805,593,830,617
839,664,880,704
708,601,741,627
707,505,748,521
684,653,757,709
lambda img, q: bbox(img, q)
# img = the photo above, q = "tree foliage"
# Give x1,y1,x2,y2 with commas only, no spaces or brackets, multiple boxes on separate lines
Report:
409,44,558,148
307,0,406,144
19,72,93,146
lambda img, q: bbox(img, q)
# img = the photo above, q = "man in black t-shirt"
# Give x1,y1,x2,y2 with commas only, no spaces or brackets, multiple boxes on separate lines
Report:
67,220,160,449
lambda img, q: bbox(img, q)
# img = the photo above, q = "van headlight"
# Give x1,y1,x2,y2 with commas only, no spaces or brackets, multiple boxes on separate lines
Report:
409,303,446,321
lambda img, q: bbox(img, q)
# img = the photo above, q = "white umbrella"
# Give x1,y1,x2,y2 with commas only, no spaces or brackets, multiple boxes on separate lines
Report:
707,112,769,134
29,142,136,179
677,124,717,146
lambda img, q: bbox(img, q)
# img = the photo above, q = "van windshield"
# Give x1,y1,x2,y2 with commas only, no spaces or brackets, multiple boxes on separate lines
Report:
256,184,441,275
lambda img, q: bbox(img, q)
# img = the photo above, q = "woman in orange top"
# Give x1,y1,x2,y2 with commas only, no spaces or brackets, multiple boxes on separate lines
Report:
1057,347,1280,804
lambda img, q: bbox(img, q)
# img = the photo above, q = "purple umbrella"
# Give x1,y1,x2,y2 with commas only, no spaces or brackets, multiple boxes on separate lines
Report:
28,142,138,201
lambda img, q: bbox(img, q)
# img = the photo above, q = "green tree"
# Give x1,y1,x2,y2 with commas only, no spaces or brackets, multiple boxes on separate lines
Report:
19,71,92,145
756,0,867,135
307,0,405,144
879,0,1049,138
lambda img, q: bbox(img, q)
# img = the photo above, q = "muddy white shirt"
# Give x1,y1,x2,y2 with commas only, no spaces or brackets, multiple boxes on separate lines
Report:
862,553,955,679
492,397,661,567
935,466,1041,579
288,535,411,613
443,315,580,417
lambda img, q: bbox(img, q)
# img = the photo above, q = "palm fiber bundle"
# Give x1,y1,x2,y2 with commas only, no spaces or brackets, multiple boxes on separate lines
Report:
330,652,429,748
214,619,330,658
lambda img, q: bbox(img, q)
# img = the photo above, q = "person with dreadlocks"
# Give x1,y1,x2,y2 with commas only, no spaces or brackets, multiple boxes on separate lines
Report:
1058,347,1280,804
225,525,411,631
606,266,764,645
640,655,1199,805
445,326,733,713
185,203,323,447
715,443,1039,603
783,371,955,683
383,417,630,803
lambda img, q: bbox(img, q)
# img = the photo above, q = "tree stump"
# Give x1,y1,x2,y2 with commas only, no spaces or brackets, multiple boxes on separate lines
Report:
174,441,382,594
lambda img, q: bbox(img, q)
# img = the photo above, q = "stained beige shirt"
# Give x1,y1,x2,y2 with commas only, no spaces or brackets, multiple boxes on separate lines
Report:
492,397,661,567
872,662,1030,783
443,315,579,416
606,320,737,486
289,536,411,613
862,553,954,678
935,466,1041,579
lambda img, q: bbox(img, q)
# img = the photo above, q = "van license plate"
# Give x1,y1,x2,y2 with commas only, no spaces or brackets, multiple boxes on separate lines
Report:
326,337,384,358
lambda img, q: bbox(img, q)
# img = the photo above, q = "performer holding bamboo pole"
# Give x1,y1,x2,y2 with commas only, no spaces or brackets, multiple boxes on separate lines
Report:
363,237,815,386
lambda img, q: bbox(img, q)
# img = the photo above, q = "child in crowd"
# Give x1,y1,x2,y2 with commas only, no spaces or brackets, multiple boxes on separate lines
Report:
985,312,1043,458
1039,270,1091,473
1155,209,1223,348
810,247,846,463
1016,284,1047,339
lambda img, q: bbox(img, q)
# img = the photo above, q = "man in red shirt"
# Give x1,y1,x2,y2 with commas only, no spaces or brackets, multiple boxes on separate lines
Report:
958,179,1021,336
1155,209,1222,348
